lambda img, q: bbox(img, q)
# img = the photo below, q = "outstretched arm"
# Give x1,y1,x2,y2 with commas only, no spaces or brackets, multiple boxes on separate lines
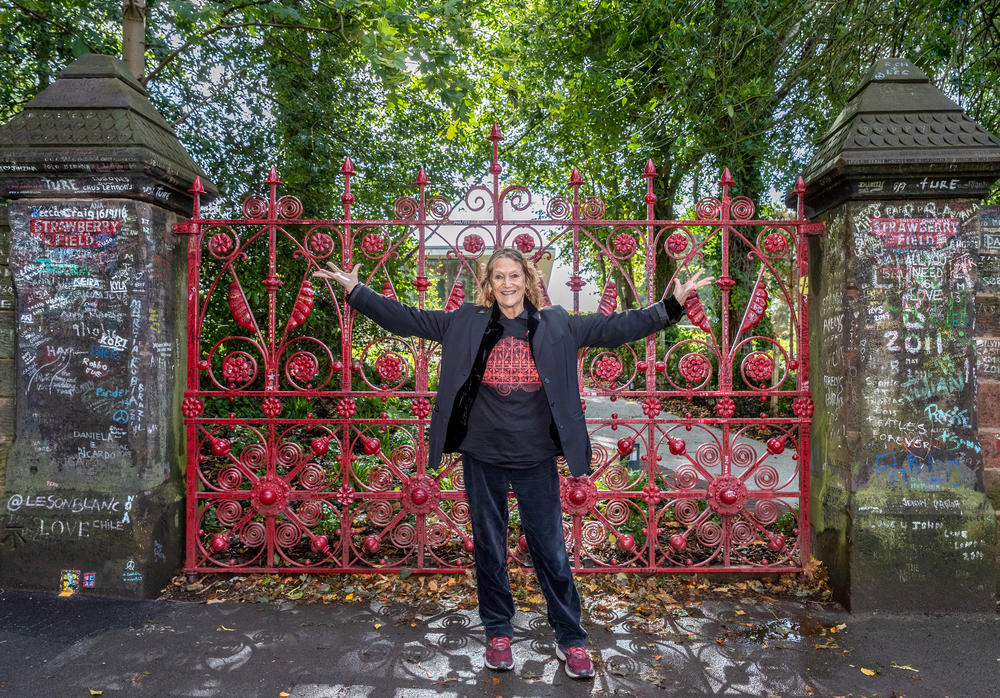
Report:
312,262,450,342
570,269,716,347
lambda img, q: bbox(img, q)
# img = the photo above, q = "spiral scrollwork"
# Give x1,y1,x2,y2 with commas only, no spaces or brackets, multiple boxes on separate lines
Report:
427,195,451,220
390,523,416,548
277,195,303,219
298,464,327,490
731,520,755,545
753,464,780,490
216,500,243,527
732,443,757,470
240,444,267,471
367,466,394,491
393,196,418,221
673,465,700,490
464,186,491,214
427,522,450,547
603,499,630,526
695,442,721,471
502,185,531,212
546,195,572,220
603,464,629,490
275,522,300,547
216,467,243,490
696,520,723,546
240,521,266,547
391,445,416,471
242,195,267,219
730,196,754,220
754,499,780,524
581,195,606,220
367,500,393,525
276,441,304,469
674,499,700,525
297,501,325,526
581,520,606,546
450,500,470,525
695,196,722,220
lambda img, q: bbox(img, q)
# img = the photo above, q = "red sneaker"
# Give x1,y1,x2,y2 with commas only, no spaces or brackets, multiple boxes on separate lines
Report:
485,636,513,671
556,645,595,679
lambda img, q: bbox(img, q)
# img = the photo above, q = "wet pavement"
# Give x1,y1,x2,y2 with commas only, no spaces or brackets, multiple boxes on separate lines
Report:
2,587,998,697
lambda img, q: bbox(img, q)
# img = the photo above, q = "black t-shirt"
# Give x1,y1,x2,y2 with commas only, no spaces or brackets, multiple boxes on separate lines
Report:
459,312,560,467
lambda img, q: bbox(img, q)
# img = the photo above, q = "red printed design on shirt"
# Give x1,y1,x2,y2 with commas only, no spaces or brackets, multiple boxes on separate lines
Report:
482,336,542,396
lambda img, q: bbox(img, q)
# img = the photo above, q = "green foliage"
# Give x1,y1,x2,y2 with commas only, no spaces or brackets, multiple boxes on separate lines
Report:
4,0,1000,339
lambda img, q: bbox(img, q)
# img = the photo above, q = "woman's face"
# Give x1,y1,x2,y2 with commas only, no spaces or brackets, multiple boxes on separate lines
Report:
489,257,526,318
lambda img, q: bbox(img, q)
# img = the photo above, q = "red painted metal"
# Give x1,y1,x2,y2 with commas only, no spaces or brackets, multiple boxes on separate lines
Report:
176,125,819,575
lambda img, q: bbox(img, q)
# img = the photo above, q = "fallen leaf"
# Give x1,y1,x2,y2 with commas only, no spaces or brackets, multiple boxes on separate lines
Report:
345,593,354,601
891,663,919,672
492,677,500,685
735,610,746,616
89,691,103,696
374,623,382,629
860,667,876,676
217,625,235,632
280,693,290,697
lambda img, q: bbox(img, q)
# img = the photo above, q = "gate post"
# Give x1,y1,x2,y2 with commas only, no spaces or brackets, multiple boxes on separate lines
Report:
792,58,1000,611
0,54,216,597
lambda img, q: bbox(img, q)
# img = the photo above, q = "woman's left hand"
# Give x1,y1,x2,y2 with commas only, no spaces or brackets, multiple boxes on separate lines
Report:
671,269,715,305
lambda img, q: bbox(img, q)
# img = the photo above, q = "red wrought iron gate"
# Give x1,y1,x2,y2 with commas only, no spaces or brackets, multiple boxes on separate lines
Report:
176,125,819,575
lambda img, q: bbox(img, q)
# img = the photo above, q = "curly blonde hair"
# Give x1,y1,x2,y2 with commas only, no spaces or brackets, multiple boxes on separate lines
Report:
474,248,547,308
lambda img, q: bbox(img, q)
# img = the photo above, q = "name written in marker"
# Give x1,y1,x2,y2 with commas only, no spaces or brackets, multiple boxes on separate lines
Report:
29,218,122,247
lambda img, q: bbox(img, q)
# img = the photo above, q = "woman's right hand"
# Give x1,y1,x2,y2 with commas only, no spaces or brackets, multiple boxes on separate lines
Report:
313,262,360,294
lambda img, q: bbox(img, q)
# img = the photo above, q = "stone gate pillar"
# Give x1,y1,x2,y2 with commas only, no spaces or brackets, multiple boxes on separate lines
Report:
792,58,1000,611
0,54,216,597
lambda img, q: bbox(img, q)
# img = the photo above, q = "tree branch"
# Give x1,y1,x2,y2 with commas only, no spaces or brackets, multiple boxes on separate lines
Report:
7,0,94,47
144,20,350,85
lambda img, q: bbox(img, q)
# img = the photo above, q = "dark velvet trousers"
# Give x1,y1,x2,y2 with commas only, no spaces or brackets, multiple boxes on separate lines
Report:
461,454,587,649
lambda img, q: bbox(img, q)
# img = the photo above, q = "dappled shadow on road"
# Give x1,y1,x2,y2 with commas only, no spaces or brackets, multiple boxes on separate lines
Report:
3,587,841,696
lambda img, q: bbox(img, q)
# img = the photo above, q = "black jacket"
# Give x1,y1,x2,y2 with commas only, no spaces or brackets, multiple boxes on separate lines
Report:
347,283,685,476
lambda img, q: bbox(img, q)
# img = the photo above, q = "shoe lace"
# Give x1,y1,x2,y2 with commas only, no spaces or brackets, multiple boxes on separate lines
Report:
565,646,588,661
489,637,511,651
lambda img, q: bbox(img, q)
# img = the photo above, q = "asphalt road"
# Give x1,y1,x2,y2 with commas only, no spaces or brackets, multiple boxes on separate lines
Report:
2,588,998,697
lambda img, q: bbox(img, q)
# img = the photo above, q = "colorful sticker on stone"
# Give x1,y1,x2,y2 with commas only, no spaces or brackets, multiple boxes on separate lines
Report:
82,572,96,589
59,569,80,595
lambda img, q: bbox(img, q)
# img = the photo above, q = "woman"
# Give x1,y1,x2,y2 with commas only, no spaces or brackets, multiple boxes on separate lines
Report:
314,248,711,679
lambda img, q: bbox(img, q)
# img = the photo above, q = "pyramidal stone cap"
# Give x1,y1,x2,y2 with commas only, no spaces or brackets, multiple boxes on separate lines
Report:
789,58,1000,215
0,53,217,214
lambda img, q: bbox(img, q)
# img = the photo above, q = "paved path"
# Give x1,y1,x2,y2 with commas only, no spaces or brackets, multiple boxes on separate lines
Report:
2,589,998,696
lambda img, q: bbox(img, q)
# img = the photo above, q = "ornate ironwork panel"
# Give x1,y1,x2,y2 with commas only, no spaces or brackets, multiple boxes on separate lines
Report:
177,125,820,575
